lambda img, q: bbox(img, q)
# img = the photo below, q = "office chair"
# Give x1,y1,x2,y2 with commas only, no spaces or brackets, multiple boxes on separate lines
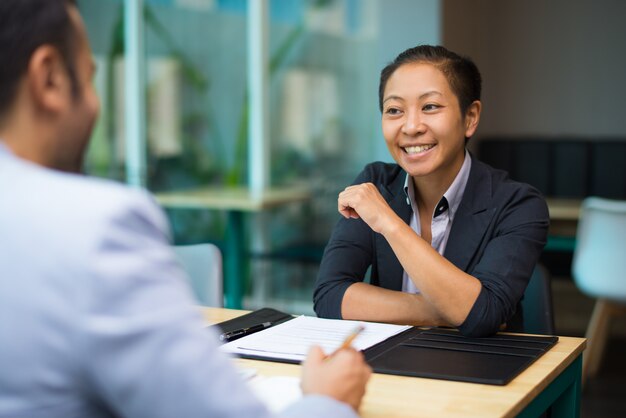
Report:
521,264,556,335
173,243,224,307
572,197,626,383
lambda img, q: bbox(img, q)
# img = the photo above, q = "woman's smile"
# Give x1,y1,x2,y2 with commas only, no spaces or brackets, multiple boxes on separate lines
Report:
403,144,436,155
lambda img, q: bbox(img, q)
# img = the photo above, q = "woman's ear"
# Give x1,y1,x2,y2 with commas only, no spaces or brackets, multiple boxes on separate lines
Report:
27,45,72,114
464,100,482,138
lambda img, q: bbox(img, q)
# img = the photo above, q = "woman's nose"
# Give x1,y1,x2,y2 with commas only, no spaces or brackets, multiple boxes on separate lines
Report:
401,110,425,136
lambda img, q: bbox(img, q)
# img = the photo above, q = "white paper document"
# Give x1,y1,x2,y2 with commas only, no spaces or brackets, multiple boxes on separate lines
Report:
221,315,411,362
248,376,302,412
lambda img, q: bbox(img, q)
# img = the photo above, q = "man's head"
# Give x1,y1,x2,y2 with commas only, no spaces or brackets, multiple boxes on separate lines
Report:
0,0,99,173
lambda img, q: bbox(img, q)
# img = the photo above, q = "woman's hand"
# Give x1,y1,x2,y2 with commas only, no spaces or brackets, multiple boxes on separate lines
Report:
338,183,400,235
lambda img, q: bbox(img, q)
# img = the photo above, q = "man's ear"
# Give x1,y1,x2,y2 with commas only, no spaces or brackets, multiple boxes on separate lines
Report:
464,100,482,138
27,45,71,113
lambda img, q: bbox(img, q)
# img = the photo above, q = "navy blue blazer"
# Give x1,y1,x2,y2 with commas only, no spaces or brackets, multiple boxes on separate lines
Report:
313,156,549,337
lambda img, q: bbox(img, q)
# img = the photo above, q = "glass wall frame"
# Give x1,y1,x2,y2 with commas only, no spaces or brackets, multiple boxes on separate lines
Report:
79,0,380,312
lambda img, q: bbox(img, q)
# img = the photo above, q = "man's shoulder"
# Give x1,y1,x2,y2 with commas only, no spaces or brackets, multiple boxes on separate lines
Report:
4,160,165,240
3,152,144,204
49,167,154,210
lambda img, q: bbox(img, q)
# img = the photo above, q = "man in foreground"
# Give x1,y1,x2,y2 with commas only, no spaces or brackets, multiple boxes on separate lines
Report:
0,1,371,417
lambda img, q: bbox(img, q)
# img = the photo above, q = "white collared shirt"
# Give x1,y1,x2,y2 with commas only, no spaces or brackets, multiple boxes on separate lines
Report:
401,150,472,294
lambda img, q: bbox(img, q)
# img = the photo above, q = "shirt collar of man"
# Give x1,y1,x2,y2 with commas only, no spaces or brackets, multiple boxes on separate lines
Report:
403,149,472,221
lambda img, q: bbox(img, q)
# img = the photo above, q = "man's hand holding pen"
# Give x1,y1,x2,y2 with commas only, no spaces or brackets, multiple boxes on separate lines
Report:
300,325,371,411
328,325,365,357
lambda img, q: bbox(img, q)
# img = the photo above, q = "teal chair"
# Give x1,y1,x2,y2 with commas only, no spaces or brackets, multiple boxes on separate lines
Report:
572,197,626,383
173,243,224,307
521,264,556,335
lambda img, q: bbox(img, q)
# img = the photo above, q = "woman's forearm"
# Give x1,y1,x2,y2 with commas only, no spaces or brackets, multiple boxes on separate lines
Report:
341,282,449,326
381,218,482,326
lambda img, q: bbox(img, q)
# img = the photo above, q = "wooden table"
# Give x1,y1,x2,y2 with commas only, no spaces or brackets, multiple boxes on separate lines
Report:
546,198,582,222
204,308,586,418
156,186,310,309
545,198,582,252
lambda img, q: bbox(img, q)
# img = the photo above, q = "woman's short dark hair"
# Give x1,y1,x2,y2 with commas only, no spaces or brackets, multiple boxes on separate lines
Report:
0,0,78,118
379,45,482,116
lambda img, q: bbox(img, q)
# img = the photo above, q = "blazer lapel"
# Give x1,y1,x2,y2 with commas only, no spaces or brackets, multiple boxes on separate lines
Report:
377,173,412,291
444,158,497,272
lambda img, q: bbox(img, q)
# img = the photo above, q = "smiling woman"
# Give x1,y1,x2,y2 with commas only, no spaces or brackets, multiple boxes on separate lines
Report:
313,45,550,337
381,62,478,192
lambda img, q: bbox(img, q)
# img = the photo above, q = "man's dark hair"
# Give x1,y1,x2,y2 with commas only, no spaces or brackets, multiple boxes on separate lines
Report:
0,0,78,119
379,45,482,116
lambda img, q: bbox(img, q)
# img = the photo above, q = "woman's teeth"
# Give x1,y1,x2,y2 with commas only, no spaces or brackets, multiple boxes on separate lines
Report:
404,144,435,154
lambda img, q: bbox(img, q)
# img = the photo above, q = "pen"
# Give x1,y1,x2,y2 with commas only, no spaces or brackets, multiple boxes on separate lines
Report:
330,324,365,356
219,322,273,342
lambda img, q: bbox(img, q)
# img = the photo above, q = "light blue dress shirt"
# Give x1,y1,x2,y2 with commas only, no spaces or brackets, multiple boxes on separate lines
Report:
0,142,357,418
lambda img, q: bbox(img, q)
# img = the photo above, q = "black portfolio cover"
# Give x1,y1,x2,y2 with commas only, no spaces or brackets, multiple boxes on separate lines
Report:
212,307,294,335
212,308,558,386
364,327,558,385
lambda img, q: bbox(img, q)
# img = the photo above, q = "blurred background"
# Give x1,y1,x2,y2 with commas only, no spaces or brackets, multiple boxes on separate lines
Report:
77,1,625,414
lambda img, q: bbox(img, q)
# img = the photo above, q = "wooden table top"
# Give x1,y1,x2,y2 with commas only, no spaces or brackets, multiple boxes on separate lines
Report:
546,198,582,221
154,185,310,212
204,308,586,418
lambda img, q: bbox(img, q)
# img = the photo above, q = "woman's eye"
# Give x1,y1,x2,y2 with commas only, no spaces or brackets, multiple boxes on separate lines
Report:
385,107,402,115
423,104,441,112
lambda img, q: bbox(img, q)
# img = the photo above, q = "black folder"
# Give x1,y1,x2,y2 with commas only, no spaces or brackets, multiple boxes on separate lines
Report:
212,308,558,385
213,307,294,334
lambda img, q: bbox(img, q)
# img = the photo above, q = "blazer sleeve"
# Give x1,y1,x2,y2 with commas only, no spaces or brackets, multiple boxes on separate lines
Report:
78,191,357,418
313,165,379,319
458,184,549,337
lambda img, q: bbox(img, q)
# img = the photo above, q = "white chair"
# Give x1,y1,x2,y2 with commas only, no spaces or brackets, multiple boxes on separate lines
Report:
572,197,626,383
173,243,224,307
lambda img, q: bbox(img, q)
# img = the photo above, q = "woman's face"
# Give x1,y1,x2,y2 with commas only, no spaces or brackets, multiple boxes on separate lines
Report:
381,62,479,185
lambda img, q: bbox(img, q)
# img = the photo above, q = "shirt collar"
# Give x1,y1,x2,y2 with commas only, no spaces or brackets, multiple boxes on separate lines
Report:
403,150,472,219
0,141,9,155
0,141,15,164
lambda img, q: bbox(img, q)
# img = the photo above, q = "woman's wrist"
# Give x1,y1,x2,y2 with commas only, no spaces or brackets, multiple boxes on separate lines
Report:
380,215,407,239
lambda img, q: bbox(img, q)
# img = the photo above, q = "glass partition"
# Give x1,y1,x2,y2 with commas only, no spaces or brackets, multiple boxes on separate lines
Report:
257,0,379,311
79,0,124,181
78,0,380,312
